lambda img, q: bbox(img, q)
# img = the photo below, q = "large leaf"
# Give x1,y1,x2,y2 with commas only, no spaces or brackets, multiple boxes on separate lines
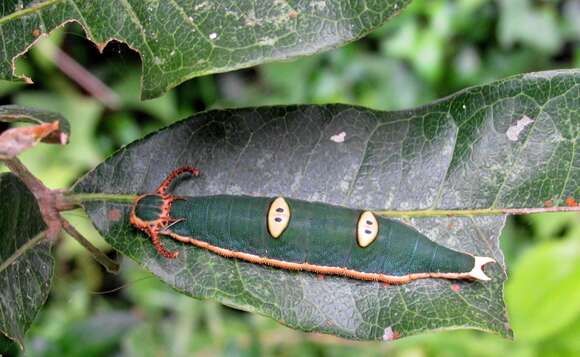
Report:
73,69,580,340
0,173,54,349
0,0,410,99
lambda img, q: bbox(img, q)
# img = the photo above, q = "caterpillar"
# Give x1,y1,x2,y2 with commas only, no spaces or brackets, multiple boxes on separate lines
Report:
130,167,495,284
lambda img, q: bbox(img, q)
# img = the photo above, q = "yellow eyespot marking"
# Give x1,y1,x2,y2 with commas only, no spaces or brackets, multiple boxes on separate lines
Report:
268,197,291,238
357,211,379,248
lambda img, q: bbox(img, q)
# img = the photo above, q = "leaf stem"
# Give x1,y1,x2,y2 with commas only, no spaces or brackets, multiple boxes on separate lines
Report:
0,230,46,274
61,218,120,273
65,192,137,205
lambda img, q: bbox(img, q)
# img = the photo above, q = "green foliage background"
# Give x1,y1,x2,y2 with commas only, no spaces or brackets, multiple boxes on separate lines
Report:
1,0,579,355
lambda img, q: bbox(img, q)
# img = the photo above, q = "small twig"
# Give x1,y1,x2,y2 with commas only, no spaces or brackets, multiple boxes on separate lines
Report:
0,230,46,274
50,43,120,110
61,218,120,273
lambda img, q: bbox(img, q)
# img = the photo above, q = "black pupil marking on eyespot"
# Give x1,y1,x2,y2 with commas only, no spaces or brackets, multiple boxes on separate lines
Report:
366,220,373,225
364,229,372,234
276,208,284,213
275,217,282,222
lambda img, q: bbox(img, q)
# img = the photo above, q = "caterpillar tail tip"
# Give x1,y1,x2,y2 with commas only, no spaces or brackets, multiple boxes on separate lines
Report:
469,256,496,281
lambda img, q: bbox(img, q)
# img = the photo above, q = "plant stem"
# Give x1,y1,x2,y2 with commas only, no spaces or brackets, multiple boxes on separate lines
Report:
61,218,120,273
0,230,46,274
51,44,121,110
2,157,47,197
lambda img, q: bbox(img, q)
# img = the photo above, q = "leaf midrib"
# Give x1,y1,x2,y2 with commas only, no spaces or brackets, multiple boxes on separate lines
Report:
68,193,580,217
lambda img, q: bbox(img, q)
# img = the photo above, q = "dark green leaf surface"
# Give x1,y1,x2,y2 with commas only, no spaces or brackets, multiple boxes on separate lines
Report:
0,0,410,99
0,104,70,144
74,70,580,340
0,173,53,349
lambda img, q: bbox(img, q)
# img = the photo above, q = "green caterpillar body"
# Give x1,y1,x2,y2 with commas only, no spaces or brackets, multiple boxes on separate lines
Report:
130,167,495,284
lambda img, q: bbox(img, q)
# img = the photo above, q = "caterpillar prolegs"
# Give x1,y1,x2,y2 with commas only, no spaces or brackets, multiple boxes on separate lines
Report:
130,167,495,284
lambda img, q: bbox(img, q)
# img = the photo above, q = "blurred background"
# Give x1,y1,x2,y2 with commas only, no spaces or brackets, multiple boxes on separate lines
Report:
1,0,579,355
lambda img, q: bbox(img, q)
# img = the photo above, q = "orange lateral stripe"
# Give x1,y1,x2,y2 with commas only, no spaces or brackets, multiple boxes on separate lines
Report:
164,231,475,284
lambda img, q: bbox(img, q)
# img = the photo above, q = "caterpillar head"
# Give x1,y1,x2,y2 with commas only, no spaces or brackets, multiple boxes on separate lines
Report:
130,193,179,259
130,167,200,259
130,194,167,229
